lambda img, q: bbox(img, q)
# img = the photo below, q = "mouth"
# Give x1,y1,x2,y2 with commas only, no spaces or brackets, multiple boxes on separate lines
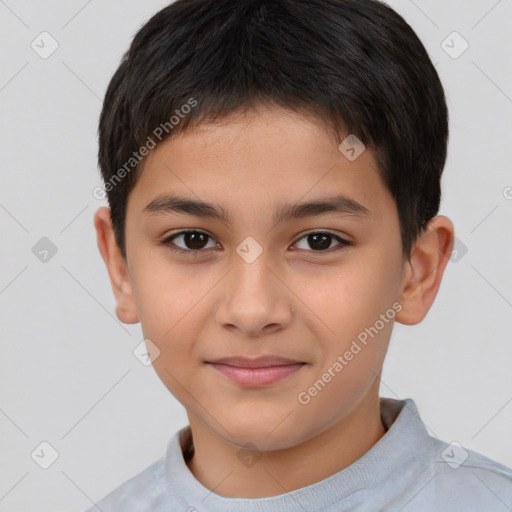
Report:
205,356,307,387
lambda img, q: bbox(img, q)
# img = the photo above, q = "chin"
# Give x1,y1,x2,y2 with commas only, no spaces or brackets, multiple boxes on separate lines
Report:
217,418,306,452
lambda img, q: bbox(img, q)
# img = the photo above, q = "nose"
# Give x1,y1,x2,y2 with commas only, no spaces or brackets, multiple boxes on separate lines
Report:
214,253,293,338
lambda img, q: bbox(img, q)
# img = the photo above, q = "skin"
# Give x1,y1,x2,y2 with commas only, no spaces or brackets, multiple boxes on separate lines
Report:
94,105,454,498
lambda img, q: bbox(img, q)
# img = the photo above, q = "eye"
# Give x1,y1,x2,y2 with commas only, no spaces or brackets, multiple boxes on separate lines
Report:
293,231,353,252
161,230,353,255
162,230,220,254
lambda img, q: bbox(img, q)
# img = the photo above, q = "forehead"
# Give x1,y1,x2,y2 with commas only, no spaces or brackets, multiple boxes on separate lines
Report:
129,106,392,221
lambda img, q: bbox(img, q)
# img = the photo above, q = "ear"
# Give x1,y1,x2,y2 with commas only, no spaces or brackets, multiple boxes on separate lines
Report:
93,207,139,324
395,215,454,325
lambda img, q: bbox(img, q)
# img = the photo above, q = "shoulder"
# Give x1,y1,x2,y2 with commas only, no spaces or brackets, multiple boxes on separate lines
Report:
419,437,512,509
83,458,173,512
387,398,512,510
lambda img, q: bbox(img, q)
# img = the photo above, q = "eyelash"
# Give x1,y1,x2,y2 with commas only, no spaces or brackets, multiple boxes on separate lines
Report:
160,230,354,256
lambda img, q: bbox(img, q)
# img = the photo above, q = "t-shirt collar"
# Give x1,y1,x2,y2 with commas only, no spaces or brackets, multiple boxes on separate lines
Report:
164,397,433,512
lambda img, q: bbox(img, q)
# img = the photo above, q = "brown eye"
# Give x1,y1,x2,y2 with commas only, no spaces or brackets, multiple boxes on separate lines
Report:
294,232,353,252
306,233,332,251
161,230,352,256
181,232,209,250
163,231,219,253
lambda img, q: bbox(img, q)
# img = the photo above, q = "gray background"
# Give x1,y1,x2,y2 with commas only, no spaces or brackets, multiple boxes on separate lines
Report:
0,0,511,510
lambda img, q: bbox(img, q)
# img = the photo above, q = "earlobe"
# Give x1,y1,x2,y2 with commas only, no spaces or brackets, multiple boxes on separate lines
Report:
395,216,454,325
93,207,140,324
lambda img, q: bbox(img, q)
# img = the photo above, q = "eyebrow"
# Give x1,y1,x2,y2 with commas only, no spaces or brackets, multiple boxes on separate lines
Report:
143,193,371,227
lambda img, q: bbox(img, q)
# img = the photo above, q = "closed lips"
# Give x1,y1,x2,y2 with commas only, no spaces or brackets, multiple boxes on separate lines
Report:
205,356,306,368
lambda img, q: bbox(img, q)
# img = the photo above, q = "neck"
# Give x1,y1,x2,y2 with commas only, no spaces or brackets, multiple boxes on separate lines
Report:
184,393,387,498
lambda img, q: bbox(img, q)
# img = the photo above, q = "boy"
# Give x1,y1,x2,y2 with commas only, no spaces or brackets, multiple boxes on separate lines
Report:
89,0,512,510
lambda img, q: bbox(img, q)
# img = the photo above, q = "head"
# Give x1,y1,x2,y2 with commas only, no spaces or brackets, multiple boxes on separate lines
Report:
94,0,454,450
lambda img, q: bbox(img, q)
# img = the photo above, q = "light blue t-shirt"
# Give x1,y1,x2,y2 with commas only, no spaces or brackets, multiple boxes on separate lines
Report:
85,397,512,511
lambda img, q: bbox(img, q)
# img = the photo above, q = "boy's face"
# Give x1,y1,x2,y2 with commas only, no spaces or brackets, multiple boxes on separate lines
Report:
97,106,441,451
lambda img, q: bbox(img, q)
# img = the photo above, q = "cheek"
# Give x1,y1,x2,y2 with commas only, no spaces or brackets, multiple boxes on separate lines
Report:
130,255,217,375
299,256,399,366
143,310,203,407
297,261,390,331
131,252,205,336
342,245,402,313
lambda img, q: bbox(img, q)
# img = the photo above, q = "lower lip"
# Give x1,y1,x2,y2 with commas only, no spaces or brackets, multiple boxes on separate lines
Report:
208,363,305,387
